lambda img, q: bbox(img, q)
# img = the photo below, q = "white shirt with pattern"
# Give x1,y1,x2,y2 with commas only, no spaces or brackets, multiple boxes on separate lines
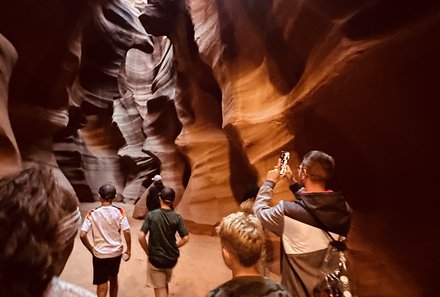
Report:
81,205,130,258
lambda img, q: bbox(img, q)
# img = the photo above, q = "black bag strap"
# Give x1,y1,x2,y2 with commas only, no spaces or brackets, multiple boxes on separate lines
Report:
298,201,347,251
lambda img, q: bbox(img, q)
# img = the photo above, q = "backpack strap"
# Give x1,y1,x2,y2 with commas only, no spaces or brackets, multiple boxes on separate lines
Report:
298,201,347,251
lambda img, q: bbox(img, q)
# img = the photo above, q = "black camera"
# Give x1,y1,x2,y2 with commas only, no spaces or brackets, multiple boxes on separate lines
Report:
280,151,290,175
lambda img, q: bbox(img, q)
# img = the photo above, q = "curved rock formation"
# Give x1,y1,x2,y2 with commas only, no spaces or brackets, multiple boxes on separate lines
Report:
188,0,440,295
121,41,184,210
1,0,440,295
71,0,153,108
139,0,258,231
55,0,155,201
0,34,20,177
0,0,89,192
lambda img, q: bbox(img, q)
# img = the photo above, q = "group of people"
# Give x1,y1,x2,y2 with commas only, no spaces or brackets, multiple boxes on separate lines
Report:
79,177,189,297
0,149,353,297
0,167,188,297
209,150,353,297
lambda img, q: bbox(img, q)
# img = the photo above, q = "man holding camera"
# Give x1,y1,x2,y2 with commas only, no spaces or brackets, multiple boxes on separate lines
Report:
253,150,353,297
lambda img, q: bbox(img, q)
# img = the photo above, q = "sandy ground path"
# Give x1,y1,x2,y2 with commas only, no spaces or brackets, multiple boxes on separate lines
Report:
60,202,252,297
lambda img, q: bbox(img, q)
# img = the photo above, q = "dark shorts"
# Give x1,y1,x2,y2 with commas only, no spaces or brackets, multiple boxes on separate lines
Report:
92,255,122,285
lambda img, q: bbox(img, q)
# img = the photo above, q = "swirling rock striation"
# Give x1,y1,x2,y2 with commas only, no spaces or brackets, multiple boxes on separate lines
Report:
55,0,156,202
0,34,20,178
140,0,258,230
1,0,440,295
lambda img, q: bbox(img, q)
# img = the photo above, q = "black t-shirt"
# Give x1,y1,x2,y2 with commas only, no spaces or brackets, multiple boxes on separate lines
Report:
140,208,188,268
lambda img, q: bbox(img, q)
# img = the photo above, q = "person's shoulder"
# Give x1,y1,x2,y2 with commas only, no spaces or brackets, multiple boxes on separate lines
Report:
208,277,285,297
146,208,161,218
85,206,99,219
45,277,96,297
167,210,185,221
110,204,128,216
168,209,182,216
205,280,234,297
260,277,291,297
225,276,290,297
87,205,103,214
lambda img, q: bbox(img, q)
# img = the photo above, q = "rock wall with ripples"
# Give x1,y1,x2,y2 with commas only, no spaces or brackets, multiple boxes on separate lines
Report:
1,0,439,296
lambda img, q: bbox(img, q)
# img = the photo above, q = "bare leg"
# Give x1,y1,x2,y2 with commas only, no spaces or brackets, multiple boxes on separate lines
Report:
109,275,118,297
97,282,108,297
154,287,168,297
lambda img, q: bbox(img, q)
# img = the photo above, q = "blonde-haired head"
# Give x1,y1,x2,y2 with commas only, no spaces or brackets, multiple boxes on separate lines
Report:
217,211,265,267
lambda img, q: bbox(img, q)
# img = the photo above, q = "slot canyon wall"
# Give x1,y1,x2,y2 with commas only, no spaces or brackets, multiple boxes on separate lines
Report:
1,0,439,296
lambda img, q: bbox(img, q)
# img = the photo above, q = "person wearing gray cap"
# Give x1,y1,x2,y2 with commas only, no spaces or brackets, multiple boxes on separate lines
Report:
80,183,131,297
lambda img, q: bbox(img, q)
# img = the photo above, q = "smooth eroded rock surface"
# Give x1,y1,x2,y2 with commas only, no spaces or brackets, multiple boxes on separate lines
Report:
1,0,440,296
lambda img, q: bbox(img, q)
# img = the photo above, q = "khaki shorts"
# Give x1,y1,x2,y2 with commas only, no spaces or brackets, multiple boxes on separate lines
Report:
147,261,173,288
